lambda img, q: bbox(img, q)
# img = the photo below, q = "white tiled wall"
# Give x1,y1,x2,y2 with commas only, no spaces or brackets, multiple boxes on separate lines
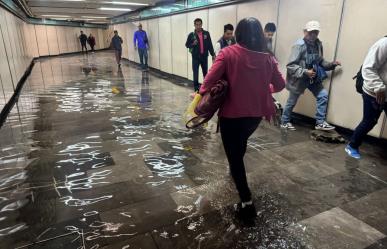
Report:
57,26,68,54
47,26,60,56
147,19,160,70
0,7,108,116
159,17,173,74
171,14,188,78
327,0,387,137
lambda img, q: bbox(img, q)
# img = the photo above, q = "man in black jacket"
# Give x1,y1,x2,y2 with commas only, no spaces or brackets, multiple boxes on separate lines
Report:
79,31,88,53
185,18,215,92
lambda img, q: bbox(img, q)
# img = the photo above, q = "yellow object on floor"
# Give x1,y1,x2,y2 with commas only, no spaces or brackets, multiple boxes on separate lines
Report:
112,87,120,94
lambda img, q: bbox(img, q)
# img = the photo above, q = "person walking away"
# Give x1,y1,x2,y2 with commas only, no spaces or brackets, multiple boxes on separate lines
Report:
214,24,236,56
346,37,387,159
281,21,341,131
88,33,96,52
111,30,123,67
134,23,149,71
185,18,216,93
79,31,88,53
199,17,285,222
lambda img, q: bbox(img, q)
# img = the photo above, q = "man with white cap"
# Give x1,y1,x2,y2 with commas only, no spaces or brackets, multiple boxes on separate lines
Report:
281,21,341,131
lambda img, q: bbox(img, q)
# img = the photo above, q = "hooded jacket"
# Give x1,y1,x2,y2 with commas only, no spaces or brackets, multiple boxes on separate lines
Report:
362,37,387,101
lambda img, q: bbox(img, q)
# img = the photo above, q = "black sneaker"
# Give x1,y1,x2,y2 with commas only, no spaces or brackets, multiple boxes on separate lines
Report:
234,202,257,222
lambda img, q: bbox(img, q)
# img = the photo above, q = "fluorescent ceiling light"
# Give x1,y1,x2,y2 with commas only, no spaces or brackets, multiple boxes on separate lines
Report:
41,15,71,17
103,1,148,6
99,7,131,11
81,16,108,19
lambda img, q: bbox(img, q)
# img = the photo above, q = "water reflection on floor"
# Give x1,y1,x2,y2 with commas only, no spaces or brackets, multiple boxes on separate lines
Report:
0,52,386,249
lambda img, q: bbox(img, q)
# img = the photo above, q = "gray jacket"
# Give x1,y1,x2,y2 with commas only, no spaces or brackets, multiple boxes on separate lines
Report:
362,37,387,101
286,38,335,94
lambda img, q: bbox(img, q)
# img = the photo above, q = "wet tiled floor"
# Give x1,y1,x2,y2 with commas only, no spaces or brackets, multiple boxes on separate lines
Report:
0,51,386,249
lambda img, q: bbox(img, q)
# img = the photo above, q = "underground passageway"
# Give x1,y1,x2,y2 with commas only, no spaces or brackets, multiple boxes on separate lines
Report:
0,52,387,248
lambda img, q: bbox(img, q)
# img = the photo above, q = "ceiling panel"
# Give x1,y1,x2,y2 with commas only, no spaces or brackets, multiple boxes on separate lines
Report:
26,0,165,23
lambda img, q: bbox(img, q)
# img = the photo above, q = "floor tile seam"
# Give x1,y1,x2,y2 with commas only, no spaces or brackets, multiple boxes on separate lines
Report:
297,207,387,239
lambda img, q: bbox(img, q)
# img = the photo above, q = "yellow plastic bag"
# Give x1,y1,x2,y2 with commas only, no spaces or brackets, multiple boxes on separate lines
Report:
183,93,207,128
112,87,120,94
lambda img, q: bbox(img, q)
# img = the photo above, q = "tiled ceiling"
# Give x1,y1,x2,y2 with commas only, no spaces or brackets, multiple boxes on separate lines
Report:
26,0,166,23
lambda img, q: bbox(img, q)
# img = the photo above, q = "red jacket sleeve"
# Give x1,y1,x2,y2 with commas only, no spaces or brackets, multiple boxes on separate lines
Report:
199,50,226,95
270,56,286,93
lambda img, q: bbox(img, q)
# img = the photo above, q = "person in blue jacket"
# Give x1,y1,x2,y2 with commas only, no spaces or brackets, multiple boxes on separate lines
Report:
134,23,149,70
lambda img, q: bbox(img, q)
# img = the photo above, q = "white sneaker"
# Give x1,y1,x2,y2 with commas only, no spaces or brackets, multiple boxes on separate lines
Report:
315,121,335,131
280,122,296,131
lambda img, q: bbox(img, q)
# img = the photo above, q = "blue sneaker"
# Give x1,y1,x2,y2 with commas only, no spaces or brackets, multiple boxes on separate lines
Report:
345,144,361,159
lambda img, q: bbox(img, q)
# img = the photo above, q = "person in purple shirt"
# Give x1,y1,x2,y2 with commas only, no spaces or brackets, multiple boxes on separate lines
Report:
134,23,149,70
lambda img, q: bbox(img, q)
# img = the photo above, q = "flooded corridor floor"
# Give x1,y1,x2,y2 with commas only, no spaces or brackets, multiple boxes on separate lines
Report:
1,51,387,249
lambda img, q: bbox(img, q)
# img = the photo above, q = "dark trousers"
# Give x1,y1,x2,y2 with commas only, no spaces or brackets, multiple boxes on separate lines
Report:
220,117,262,202
192,56,208,92
90,45,95,51
138,48,148,68
81,42,87,52
350,93,387,149
115,49,122,64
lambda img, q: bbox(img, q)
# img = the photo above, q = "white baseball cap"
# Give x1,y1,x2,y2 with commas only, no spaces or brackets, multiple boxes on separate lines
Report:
305,21,321,32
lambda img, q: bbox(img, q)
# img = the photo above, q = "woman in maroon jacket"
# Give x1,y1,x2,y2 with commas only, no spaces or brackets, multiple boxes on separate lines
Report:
200,18,285,222
88,34,96,52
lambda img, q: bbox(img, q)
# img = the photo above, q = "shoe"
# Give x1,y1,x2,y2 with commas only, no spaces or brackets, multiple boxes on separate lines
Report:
118,63,121,67
234,202,257,221
315,121,335,131
280,122,296,131
345,144,361,159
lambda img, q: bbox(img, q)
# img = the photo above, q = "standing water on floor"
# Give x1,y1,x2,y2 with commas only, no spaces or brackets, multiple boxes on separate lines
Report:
2,52,386,249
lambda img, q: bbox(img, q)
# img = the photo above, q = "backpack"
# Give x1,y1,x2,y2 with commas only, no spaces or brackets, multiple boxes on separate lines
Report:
352,66,364,94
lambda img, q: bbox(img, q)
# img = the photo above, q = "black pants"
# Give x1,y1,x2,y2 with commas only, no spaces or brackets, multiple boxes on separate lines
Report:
220,117,262,202
90,45,95,51
192,56,208,92
81,42,87,52
350,93,387,149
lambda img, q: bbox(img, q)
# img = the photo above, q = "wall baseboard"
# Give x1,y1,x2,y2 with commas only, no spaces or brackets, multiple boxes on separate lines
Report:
0,59,35,128
35,48,110,60
122,58,194,89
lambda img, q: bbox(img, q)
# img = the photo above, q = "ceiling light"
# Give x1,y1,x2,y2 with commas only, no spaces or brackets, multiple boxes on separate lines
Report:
99,7,131,11
41,15,71,18
103,1,148,6
81,16,108,19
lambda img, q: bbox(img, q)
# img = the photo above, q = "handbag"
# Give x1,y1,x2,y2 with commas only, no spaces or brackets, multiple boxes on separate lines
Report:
185,80,228,129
